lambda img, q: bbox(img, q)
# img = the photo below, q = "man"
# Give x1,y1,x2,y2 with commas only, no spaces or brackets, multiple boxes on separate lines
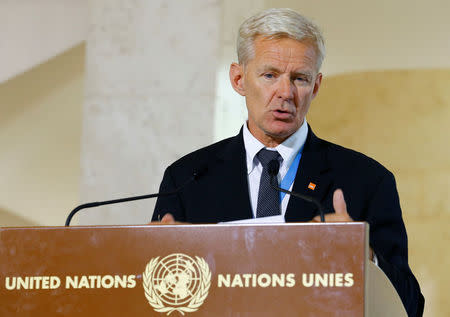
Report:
152,8,424,317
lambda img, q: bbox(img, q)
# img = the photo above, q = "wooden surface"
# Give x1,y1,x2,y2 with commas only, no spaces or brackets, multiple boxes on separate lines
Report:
0,223,367,316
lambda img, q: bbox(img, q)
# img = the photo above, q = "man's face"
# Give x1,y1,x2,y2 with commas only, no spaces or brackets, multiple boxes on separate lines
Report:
230,37,322,146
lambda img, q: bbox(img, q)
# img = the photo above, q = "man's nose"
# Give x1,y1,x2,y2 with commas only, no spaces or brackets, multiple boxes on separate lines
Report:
277,76,295,100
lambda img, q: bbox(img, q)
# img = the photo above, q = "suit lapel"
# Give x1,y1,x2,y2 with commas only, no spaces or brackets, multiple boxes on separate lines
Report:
214,129,253,222
285,127,334,222
212,126,333,222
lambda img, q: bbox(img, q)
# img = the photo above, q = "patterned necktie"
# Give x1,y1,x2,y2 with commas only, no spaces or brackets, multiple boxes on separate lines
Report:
256,149,282,218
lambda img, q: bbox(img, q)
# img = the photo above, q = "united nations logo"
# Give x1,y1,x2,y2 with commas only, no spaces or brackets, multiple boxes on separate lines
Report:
143,253,211,315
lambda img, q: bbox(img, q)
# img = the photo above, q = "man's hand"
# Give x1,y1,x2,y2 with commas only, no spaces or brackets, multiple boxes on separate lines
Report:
160,213,176,224
311,189,353,222
148,213,184,225
311,189,374,260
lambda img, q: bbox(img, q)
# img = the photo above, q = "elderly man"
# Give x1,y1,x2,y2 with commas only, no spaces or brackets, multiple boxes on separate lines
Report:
152,8,424,317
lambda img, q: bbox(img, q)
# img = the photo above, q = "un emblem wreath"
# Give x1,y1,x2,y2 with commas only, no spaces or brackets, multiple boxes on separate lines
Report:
143,253,212,315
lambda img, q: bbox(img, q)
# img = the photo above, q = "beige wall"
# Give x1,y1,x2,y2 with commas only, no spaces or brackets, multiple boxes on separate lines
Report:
0,44,85,226
308,69,450,317
0,0,87,83
264,0,450,75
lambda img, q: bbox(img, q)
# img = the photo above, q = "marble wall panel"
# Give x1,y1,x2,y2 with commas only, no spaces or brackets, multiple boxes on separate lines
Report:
80,0,221,225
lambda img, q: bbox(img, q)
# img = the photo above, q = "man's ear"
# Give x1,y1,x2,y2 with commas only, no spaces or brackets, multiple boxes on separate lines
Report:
229,63,246,96
312,72,322,99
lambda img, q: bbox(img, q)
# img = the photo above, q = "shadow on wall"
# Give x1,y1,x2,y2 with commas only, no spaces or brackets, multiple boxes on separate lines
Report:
0,207,37,227
0,43,84,226
308,68,450,317
0,43,85,126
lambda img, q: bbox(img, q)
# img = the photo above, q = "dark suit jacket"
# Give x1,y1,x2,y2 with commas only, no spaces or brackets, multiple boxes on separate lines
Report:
153,127,424,317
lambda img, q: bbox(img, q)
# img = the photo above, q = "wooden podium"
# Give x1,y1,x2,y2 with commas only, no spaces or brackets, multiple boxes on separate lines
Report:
0,223,406,316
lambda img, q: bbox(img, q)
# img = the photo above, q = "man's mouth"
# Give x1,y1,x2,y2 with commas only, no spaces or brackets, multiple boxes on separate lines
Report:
272,109,293,119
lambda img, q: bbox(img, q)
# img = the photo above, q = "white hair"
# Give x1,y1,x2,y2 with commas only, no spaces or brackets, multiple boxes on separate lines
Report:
237,8,326,71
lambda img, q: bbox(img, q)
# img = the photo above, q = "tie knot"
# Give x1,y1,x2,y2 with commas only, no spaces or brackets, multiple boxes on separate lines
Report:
257,149,281,167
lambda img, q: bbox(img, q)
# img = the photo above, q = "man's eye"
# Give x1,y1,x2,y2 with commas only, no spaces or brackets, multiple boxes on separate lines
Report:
296,77,307,82
264,73,275,79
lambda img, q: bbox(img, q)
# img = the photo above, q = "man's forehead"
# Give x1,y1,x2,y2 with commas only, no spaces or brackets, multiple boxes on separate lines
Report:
254,37,316,56
250,38,318,72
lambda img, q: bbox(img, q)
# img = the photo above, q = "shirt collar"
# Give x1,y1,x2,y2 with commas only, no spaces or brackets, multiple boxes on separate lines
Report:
243,119,308,174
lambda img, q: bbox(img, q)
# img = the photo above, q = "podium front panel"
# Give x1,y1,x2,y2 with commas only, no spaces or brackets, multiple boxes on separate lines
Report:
0,223,368,316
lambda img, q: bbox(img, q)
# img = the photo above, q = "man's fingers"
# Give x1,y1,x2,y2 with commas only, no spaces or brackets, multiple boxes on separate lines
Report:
309,189,353,223
161,213,175,224
333,189,347,215
147,213,186,225
311,213,352,223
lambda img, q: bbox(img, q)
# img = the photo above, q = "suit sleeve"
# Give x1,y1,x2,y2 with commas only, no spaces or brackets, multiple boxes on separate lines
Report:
366,171,424,317
152,166,186,222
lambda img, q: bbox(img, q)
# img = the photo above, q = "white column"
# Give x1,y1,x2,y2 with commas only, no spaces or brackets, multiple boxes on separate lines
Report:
79,0,221,225
213,0,267,140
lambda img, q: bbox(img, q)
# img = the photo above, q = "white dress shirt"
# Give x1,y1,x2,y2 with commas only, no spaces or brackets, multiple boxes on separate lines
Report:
243,120,308,218
241,121,379,264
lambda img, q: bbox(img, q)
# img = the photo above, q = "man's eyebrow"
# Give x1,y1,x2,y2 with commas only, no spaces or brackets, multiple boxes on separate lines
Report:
292,71,313,78
258,66,281,73
258,66,313,77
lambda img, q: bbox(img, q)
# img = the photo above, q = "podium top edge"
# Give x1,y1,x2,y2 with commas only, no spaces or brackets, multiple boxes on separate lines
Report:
0,222,368,230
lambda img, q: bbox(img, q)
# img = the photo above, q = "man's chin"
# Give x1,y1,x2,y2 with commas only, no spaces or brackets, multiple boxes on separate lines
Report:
264,129,297,143
265,124,299,139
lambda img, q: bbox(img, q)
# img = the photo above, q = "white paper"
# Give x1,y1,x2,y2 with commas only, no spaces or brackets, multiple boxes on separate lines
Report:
221,215,285,224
